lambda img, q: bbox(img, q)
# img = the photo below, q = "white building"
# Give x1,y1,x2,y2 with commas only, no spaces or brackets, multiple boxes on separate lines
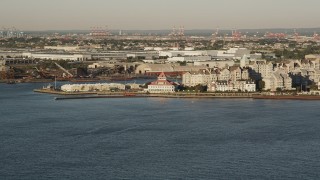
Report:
208,80,256,92
185,47,195,51
208,81,233,92
134,64,207,75
248,60,273,80
182,66,250,87
147,72,176,93
167,56,211,63
22,52,91,61
240,55,249,68
61,83,125,92
159,50,207,58
44,46,79,51
234,81,256,92
207,48,251,60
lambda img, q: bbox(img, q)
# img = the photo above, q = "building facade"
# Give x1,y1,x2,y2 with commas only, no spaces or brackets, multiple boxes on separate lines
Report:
182,70,216,87
208,80,256,92
147,72,176,93
263,71,292,91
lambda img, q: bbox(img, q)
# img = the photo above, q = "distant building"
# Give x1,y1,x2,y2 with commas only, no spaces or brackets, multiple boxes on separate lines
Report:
44,46,79,51
147,72,176,93
305,54,320,61
0,51,24,58
22,52,91,61
159,50,207,58
194,60,235,69
135,64,174,74
167,56,211,63
208,48,251,60
142,59,165,64
90,51,158,60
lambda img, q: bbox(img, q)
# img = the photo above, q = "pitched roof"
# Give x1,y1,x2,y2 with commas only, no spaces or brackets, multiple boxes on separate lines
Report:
158,72,166,78
229,66,240,72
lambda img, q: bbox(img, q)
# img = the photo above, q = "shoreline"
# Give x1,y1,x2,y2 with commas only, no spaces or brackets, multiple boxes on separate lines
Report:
252,95,320,100
33,89,320,100
54,94,253,100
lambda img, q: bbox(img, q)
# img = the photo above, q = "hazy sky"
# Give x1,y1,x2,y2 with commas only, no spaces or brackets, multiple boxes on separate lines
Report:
1,0,319,30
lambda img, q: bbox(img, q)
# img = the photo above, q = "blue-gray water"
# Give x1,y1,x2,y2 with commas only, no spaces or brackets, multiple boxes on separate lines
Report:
1,83,320,179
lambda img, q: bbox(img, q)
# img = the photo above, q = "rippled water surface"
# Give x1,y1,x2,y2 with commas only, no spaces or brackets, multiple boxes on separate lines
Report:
1,83,320,179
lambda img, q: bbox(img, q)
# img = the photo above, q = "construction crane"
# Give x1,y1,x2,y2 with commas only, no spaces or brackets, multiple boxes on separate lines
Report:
33,67,54,79
313,32,320,41
293,29,300,41
232,29,242,41
54,62,73,77
211,27,219,43
265,32,286,39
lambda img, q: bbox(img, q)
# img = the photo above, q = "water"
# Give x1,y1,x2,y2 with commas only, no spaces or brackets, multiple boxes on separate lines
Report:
1,83,320,179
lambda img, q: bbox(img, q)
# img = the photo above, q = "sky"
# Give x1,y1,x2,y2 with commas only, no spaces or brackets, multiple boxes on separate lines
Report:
0,0,320,31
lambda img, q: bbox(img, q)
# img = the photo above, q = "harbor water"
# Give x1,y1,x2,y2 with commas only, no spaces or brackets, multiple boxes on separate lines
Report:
1,83,320,179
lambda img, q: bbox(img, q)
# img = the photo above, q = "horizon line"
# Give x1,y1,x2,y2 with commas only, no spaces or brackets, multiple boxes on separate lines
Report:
19,27,320,32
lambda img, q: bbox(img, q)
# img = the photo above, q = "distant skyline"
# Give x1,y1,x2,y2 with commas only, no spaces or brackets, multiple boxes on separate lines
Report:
1,0,320,31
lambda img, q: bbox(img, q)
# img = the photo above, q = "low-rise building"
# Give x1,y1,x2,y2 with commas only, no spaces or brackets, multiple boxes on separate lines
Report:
194,60,235,69
167,56,211,63
61,83,125,92
22,52,91,61
208,81,233,92
135,63,207,75
44,46,79,51
208,48,251,60
159,50,207,58
142,59,165,64
208,80,256,92
91,51,158,60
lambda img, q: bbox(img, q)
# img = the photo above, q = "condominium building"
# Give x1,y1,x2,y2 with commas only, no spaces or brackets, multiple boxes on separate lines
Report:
263,71,292,91
182,70,217,87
